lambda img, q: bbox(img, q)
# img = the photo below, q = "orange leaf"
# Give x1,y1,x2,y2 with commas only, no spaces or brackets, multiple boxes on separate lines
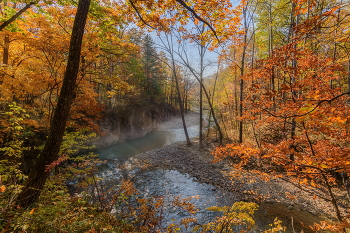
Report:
30,208,36,215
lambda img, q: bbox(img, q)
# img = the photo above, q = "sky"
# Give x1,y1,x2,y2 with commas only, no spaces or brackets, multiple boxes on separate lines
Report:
148,0,242,78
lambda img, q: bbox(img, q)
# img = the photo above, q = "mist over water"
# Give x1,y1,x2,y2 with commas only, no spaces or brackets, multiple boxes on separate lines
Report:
96,125,199,162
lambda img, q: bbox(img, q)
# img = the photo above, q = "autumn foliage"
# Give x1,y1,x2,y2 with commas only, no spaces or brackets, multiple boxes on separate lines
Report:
1,0,350,231
213,0,350,229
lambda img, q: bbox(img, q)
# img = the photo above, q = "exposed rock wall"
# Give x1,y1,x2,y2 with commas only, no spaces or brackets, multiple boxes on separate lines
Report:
93,104,177,149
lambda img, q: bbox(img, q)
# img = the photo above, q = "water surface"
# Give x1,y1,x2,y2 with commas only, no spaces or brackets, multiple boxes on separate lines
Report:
94,119,328,232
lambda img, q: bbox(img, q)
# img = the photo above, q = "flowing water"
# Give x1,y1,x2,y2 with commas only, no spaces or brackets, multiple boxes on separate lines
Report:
94,117,328,232
96,125,199,162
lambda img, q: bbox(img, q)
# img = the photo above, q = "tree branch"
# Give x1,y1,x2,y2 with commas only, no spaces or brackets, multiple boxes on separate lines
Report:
175,0,219,41
263,92,350,119
128,0,156,30
0,2,36,31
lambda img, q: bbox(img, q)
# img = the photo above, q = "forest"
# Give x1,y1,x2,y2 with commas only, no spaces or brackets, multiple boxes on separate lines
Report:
1,0,350,232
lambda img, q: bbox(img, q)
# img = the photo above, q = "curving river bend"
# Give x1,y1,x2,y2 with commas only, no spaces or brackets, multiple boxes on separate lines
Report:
94,114,327,232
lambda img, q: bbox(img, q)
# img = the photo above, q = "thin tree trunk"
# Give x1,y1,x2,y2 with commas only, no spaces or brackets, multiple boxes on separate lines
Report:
290,2,299,161
234,74,238,129
322,173,343,223
3,34,9,65
206,65,219,138
206,110,212,137
239,78,244,143
199,75,203,147
198,24,205,148
348,60,350,93
268,2,276,112
198,79,223,145
239,3,249,143
173,67,191,146
16,0,91,207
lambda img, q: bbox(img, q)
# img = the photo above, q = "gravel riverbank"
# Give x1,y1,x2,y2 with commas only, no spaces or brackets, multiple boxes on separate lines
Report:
127,113,347,230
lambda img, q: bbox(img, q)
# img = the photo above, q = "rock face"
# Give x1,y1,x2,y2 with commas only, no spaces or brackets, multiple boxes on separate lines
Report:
93,104,177,149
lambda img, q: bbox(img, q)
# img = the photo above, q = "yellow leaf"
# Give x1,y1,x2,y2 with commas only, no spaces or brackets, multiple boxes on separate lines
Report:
0,185,5,192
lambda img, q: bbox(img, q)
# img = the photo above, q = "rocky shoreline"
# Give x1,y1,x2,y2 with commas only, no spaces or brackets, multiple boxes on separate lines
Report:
95,112,347,231
130,139,340,230
127,126,350,232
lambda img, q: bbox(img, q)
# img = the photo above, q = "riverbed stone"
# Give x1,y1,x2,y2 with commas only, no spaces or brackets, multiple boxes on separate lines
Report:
98,112,344,231
131,138,344,231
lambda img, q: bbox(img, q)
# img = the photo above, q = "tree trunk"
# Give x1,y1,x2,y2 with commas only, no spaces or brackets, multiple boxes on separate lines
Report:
3,34,9,65
198,79,223,145
239,3,248,143
289,2,298,161
16,0,91,207
173,66,191,146
348,60,350,93
199,61,203,147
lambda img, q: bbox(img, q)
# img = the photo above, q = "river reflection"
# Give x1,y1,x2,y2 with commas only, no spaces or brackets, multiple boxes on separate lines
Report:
96,125,199,162
97,130,169,162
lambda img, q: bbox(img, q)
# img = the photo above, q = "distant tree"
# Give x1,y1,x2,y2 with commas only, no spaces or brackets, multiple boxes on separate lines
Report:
142,35,163,103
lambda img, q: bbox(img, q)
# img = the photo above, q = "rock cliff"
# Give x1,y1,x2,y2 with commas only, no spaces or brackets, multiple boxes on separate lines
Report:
93,103,178,148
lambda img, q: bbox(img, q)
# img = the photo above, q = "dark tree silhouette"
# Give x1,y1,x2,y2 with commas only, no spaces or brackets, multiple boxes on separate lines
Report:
16,0,91,207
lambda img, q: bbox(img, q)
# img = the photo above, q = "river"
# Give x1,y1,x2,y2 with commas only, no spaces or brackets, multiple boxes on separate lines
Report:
93,113,328,232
